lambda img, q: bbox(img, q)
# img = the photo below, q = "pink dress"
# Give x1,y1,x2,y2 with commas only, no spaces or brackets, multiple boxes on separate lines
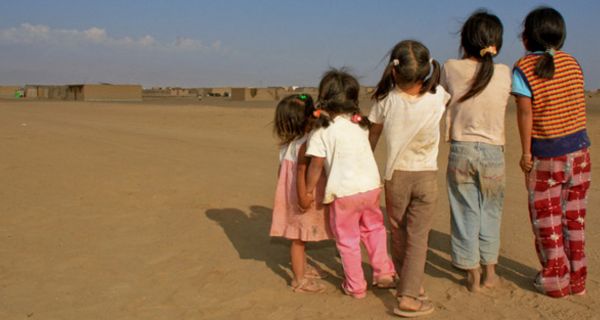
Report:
270,136,332,241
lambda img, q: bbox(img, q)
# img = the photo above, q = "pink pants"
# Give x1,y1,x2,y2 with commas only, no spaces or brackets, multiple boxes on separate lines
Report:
329,188,396,296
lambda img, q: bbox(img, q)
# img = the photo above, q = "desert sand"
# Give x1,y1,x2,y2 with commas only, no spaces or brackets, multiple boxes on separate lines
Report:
1,95,599,319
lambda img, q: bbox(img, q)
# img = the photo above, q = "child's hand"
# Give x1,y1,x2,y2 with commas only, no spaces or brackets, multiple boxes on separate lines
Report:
298,191,314,212
520,154,533,173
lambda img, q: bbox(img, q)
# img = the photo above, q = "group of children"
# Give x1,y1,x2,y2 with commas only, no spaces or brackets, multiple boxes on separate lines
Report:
269,6,590,317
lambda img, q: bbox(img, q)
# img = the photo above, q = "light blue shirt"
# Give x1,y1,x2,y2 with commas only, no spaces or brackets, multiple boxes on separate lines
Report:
511,70,532,98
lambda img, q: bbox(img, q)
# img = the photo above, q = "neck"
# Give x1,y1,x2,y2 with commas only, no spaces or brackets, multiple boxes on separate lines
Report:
398,84,422,96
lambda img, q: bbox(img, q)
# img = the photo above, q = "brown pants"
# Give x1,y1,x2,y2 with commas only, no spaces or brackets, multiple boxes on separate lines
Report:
385,170,437,298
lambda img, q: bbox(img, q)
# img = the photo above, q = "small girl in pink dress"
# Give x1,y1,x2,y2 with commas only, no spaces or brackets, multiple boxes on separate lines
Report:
270,93,333,293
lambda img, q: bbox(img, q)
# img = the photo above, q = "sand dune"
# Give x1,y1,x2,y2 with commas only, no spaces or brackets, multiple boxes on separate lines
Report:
0,98,598,319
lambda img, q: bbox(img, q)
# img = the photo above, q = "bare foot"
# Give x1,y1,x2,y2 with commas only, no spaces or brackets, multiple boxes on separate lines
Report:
482,264,498,288
467,268,481,292
398,296,425,311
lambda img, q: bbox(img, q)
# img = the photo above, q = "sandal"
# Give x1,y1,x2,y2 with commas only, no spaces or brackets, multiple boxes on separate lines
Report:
393,300,434,318
417,292,429,301
304,263,328,279
373,275,396,289
291,278,326,293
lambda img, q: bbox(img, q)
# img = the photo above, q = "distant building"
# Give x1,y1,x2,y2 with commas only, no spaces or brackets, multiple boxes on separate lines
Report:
66,84,142,102
0,86,22,98
24,85,69,99
231,87,280,101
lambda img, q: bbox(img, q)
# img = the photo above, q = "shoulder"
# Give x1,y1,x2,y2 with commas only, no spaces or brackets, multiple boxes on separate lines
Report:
427,85,451,105
493,63,512,81
556,51,583,68
442,59,463,74
514,53,540,69
494,63,510,73
443,59,462,68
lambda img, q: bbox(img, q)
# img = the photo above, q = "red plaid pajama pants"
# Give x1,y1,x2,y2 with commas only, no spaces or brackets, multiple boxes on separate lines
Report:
527,148,591,297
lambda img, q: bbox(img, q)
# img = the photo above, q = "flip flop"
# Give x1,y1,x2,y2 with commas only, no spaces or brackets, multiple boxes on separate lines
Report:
304,263,328,279
373,275,396,289
291,278,326,293
393,300,434,318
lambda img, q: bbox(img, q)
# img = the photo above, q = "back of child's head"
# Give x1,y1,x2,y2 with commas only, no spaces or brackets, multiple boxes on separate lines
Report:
372,40,440,101
315,68,369,128
522,6,566,79
273,93,315,146
458,10,503,102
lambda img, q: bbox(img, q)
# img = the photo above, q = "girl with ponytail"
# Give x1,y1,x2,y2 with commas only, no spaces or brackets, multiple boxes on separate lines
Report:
368,40,449,318
440,10,511,293
512,6,590,298
304,68,396,300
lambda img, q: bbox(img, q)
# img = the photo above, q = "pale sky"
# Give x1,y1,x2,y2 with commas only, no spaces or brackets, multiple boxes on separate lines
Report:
0,0,598,89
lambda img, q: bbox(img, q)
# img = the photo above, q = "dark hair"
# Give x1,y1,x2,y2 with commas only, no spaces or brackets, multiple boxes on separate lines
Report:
372,40,440,101
522,6,566,79
458,10,503,102
273,93,315,145
315,68,370,128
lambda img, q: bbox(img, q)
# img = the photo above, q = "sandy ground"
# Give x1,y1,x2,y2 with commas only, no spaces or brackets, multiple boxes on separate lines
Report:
0,96,599,319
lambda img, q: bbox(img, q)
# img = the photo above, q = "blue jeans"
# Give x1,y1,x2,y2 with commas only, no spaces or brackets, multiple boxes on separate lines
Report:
447,141,505,269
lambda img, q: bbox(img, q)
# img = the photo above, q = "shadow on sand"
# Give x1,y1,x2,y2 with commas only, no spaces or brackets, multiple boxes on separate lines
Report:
205,205,343,287
427,228,538,293
206,205,539,300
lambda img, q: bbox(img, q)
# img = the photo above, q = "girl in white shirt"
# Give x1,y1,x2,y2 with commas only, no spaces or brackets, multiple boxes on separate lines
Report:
369,40,449,318
304,69,396,300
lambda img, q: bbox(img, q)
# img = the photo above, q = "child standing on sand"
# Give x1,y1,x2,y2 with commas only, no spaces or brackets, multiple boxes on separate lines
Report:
303,69,396,300
513,6,591,298
369,40,449,317
441,10,511,292
270,94,333,293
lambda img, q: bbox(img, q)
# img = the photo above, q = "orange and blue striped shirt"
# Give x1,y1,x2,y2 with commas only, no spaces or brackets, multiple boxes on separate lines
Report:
512,51,590,157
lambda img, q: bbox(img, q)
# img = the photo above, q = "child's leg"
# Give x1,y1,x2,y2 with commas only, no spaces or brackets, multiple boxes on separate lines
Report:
357,188,395,282
397,171,437,299
562,149,590,295
290,239,306,283
447,142,482,272
385,176,411,275
527,156,570,298
478,143,505,288
329,196,366,297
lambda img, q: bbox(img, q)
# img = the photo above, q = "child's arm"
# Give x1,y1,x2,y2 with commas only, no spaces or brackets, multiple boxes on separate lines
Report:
296,143,313,210
369,123,384,151
306,156,325,199
515,95,533,173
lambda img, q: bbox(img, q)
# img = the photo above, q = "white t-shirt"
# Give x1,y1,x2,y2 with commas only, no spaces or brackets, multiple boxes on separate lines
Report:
306,115,381,204
441,59,511,145
368,85,450,180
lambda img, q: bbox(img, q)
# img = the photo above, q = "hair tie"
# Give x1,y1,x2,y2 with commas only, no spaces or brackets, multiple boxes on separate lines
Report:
479,46,497,57
298,94,308,101
545,48,556,57
351,114,362,123
392,59,399,66
429,58,433,64
312,109,321,118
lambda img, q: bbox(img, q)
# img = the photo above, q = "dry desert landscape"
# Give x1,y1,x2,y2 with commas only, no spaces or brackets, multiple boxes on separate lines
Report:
1,94,599,319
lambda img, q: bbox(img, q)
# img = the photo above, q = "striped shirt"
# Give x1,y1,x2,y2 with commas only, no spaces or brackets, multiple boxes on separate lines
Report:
513,51,590,157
